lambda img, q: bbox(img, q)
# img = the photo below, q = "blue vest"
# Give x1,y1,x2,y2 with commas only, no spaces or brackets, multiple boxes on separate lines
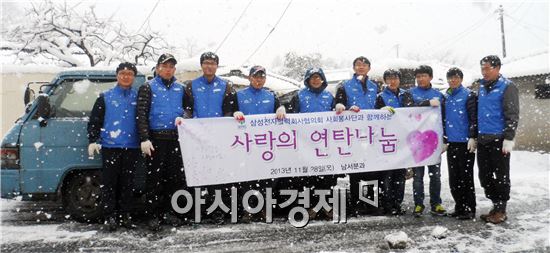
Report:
100,85,139,148
408,85,444,105
298,88,334,113
379,87,405,108
237,87,275,115
444,85,471,142
148,76,185,130
478,75,510,135
343,76,378,109
191,76,227,118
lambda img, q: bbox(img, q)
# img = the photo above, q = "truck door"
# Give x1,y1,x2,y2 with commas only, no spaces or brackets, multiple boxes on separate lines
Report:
19,78,117,195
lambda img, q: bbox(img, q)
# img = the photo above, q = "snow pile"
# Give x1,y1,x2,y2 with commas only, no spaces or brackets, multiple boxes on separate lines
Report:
431,226,448,239
1,224,97,243
385,231,411,249
73,80,91,94
33,142,43,151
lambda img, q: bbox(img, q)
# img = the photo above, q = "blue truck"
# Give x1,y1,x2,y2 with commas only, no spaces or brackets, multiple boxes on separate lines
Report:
1,69,146,222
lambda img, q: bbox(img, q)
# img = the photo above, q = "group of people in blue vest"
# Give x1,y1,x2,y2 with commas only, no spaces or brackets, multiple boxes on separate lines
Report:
87,52,518,231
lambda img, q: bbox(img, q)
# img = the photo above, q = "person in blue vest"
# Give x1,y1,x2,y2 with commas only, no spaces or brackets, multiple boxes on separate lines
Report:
88,62,140,231
183,52,238,224
232,65,286,222
442,67,478,220
233,65,286,121
288,67,334,113
334,56,383,216
335,56,378,113
402,65,447,217
287,67,335,220
374,69,414,216
183,52,238,118
477,55,519,224
137,53,187,231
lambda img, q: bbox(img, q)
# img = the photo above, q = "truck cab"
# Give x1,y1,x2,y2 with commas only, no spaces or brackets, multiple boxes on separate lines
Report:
1,69,146,222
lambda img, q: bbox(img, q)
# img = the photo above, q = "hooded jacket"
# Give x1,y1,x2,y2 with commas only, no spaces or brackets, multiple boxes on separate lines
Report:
288,68,334,113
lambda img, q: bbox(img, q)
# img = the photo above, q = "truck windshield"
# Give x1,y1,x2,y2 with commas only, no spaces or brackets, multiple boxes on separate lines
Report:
48,78,117,118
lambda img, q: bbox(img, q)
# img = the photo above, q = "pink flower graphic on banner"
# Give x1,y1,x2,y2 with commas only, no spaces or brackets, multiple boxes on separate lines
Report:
408,113,422,121
407,130,438,163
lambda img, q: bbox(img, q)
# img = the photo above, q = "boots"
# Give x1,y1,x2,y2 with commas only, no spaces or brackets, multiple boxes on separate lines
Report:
103,216,118,232
486,211,507,224
120,213,136,229
147,216,161,231
480,209,495,222
482,201,507,224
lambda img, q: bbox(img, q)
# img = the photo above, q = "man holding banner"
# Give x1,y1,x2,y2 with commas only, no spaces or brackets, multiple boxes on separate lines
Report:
374,69,413,215
404,65,447,217
286,67,336,220
233,65,286,221
183,52,238,224
334,56,383,216
137,53,187,231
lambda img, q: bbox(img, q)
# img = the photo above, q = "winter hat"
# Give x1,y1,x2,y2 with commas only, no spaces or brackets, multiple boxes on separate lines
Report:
200,52,219,65
116,62,137,75
304,67,328,93
157,53,177,65
249,65,266,77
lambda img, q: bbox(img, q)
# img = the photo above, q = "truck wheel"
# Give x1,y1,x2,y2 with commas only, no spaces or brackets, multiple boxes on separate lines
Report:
62,170,102,223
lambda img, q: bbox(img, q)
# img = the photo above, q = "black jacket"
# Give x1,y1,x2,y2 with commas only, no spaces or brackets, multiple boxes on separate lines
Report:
479,79,520,141
87,94,105,143
374,88,414,109
136,77,185,142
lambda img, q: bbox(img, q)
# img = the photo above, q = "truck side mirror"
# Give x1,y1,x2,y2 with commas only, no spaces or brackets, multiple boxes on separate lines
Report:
34,95,51,127
24,87,35,106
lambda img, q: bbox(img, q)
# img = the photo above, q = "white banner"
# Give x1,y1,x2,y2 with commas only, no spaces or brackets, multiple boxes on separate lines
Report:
177,107,443,187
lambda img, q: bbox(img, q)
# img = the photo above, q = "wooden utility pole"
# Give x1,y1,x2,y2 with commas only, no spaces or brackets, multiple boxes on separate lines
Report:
499,5,507,58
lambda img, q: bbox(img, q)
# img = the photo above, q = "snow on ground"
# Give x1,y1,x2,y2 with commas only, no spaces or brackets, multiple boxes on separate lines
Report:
1,151,549,252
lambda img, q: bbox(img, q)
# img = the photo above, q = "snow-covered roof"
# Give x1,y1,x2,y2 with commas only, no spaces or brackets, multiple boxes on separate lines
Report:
216,66,300,96
176,56,202,72
501,50,549,78
324,68,352,83
322,58,477,91
370,58,478,88
0,65,154,75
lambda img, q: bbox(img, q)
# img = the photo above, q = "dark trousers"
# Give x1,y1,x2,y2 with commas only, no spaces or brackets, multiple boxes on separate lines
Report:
382,169,406,211
447,142,476,213
477,138,510,210
412,163,442,207
144,139,187,217
349,171,385,212
100,148,140,217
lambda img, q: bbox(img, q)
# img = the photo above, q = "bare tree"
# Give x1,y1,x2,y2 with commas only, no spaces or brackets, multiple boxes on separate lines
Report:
181,37,202,58
280,52,323,80
119,31,173,65
2,0,171,66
